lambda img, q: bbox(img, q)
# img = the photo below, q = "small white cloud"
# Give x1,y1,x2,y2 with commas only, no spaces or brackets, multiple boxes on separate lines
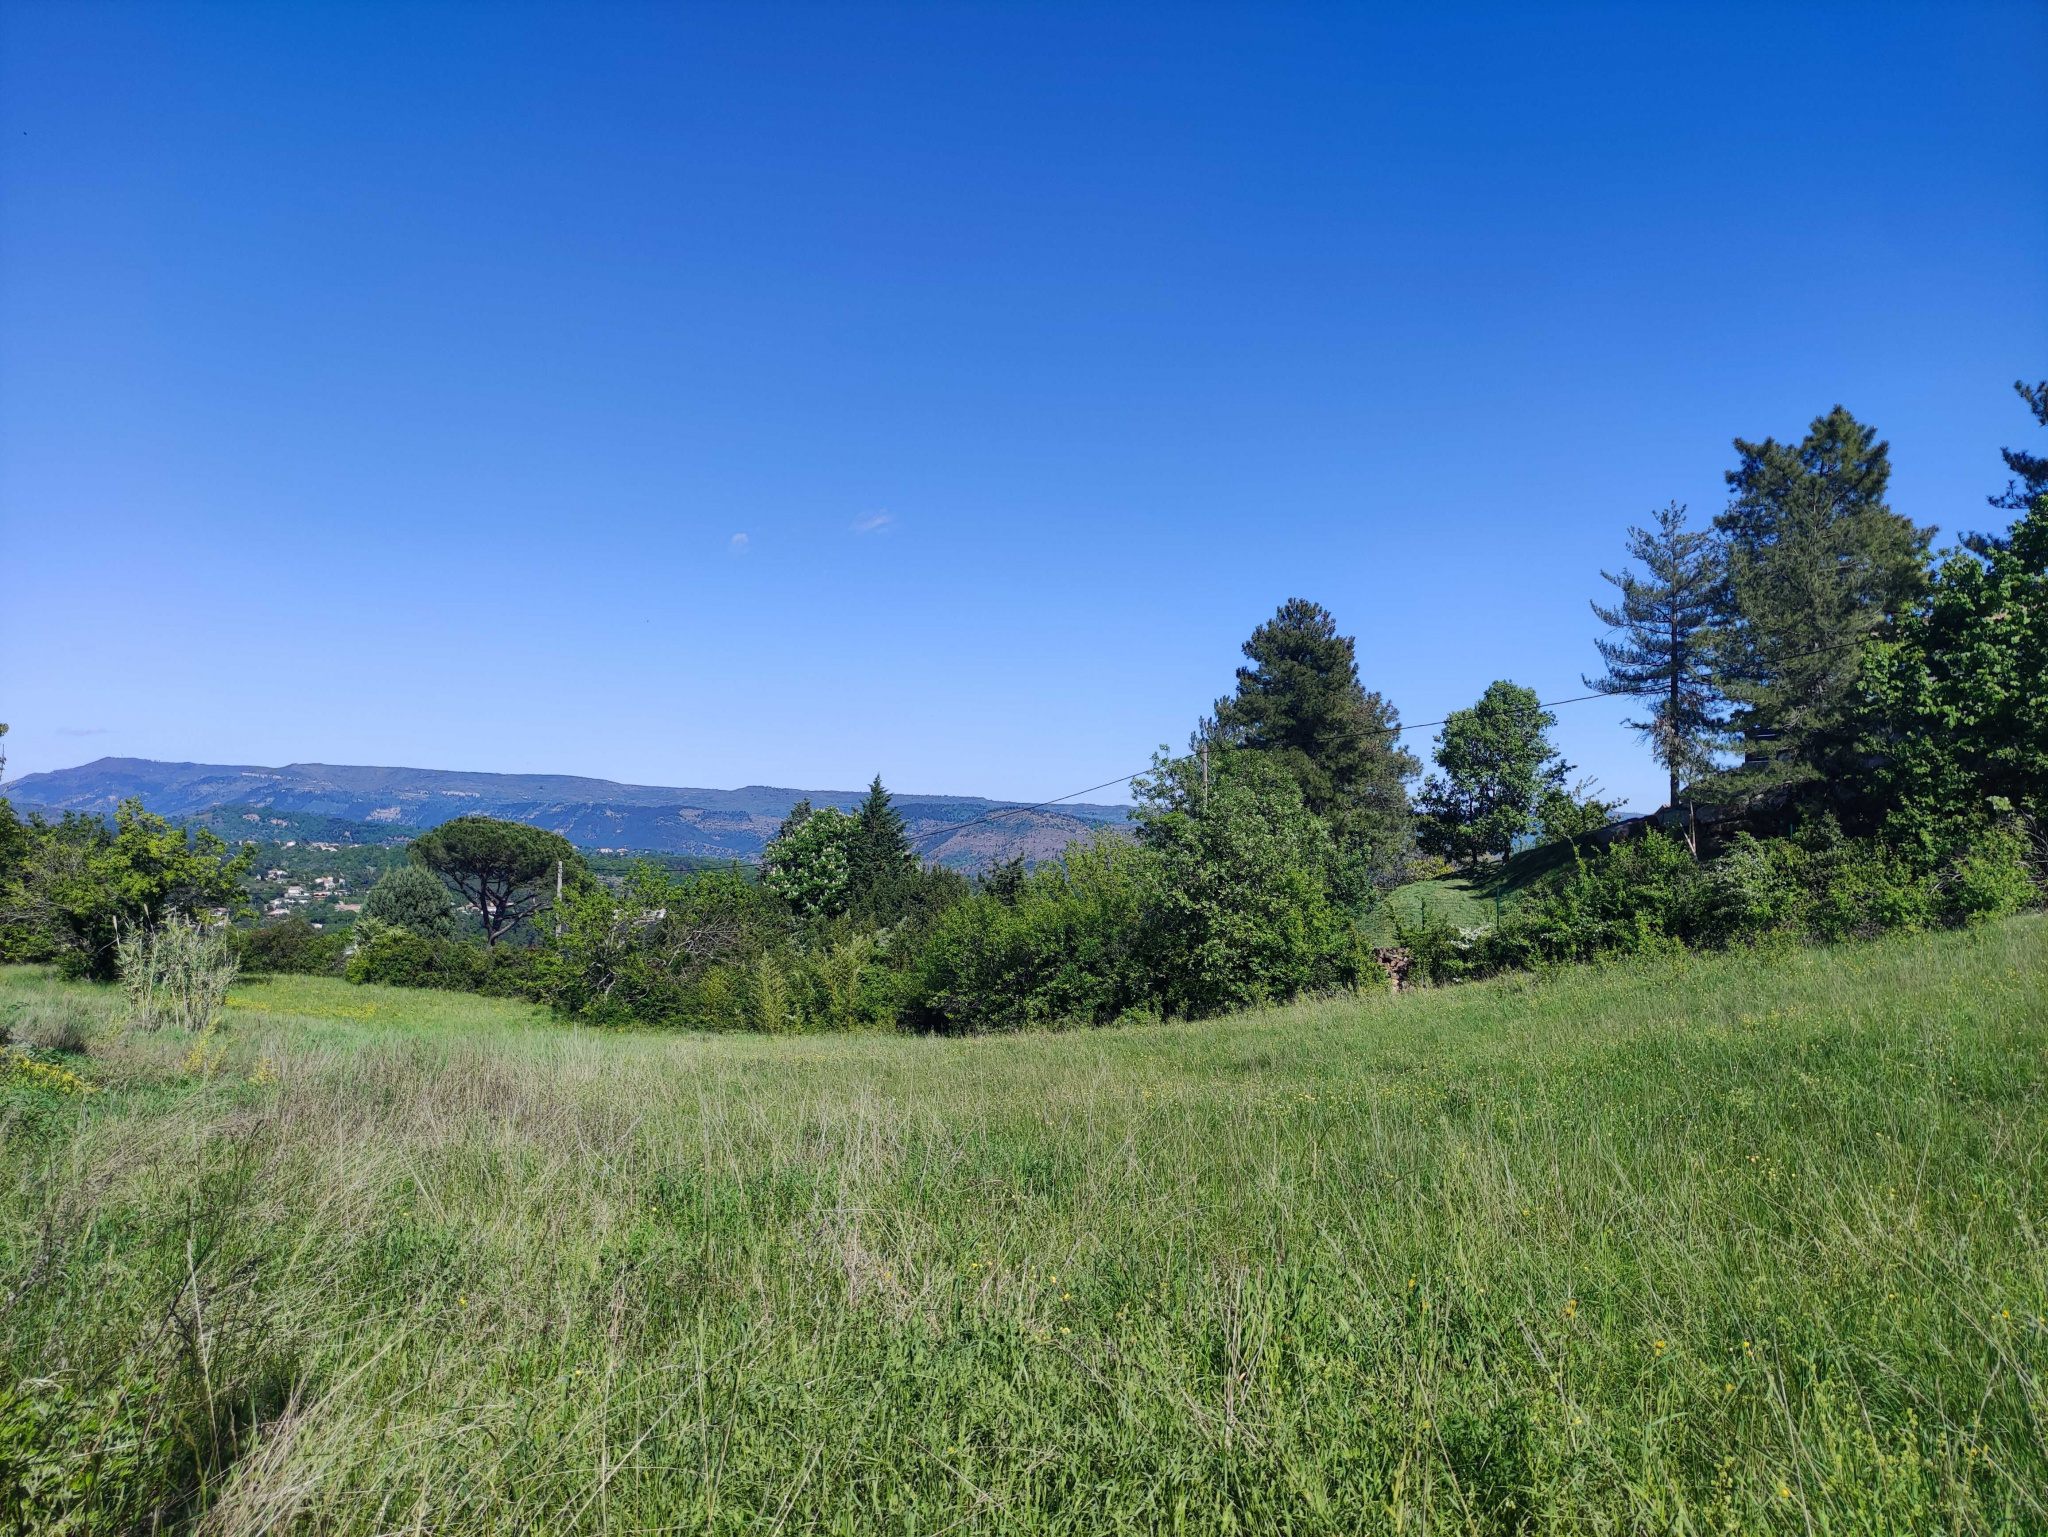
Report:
853,512,893,535
729,533,749,555
59,727,111,737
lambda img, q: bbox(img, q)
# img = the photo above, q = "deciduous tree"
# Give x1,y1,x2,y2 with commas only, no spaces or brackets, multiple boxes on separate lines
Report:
762,804,855,922
1,798,252,978
1416,682,1569,869
1856,391,2048,856
1133,749,1370,1017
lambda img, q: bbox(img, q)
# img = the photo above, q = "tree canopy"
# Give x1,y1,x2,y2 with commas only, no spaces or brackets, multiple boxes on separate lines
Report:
1712,406,1933,786
0,798,251,978
363,862,456,938
848,776,918,915
1855,389,2048,856
763,804,855,922
1210,598,1418,872
408,816,581,945
1416,682,1569,868
1133,749,1365,1018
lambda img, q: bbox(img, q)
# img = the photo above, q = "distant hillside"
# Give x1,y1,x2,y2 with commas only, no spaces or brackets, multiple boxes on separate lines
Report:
3,758,1131,869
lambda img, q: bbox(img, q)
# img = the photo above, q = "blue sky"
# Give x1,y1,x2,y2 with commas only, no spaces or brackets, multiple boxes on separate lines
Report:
3,3,2043,811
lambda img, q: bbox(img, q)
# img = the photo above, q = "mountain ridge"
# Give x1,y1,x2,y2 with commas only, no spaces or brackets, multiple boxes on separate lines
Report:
3,757,1133,868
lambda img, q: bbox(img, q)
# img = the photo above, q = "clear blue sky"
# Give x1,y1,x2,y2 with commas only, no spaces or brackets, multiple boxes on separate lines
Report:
3,3,2043,811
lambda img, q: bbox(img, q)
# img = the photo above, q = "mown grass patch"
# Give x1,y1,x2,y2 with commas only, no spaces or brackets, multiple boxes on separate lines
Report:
2,918,2044,1532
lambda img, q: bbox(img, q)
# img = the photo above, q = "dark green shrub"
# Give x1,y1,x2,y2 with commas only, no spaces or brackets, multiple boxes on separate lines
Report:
361,864,455,938
1454,818,2036,980
899,834,1152,1032
1939,822,2038,924
1136,753,1381,1018
234,915,346,976
346,932,535,996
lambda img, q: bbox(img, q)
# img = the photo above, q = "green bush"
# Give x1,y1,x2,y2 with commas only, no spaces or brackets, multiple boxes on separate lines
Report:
1134,752,1382,1019
361,863,455,938
345,930,536,996
902,762,1386,1033
234,915,347,975
1940,822,2038,924
899,833,1152,1033
1434,819,2039,981
530,864,775,1027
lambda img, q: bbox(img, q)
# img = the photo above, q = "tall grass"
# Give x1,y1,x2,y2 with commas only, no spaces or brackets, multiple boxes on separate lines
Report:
1,917,2044,1532
115,915,239,1033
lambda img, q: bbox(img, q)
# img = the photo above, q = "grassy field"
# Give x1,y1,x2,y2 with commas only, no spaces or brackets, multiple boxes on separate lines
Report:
1360,839,1610,945
2,918,2044,1533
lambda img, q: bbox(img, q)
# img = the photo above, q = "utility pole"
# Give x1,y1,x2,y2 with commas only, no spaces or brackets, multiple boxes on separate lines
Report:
555,859,564,938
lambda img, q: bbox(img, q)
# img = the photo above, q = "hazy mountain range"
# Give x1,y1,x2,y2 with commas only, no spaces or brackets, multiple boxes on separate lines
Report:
3,758,1131,868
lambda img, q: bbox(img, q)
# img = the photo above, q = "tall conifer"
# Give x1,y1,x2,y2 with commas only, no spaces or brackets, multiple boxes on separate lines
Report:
1712,407,1933,782
1586,502,1726,809
1209,599,1418,869
848,776,915,906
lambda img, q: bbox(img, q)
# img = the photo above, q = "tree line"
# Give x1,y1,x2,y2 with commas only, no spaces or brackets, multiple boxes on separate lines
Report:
0,381,2040,1024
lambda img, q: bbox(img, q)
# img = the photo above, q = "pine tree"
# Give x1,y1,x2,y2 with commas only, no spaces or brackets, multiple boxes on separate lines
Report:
1712,406,1933,782
848,776,915,907
1992,379,2048,512
1585,502,1726,809
1209,599,1418,869
1968,379,2048,554
774,798,814,843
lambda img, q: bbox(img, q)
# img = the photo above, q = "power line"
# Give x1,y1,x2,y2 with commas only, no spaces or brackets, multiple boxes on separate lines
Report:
908,772,1145,846
914,688,1618,845
909,634,1877,849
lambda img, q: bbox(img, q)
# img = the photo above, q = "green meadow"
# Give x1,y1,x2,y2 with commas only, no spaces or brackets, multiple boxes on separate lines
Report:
2,916,2044,1533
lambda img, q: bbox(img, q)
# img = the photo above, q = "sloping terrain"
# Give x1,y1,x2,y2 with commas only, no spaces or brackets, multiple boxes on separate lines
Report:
1,917,2040,1531
4,757,1130,867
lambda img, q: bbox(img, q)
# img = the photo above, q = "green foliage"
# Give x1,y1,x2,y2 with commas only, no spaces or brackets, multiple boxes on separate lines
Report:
1416,681,1569,867
234,914,348,976
344,927,538,995
1586,500,1727,805
977,853,1028,904
894,756,1384,1033
1941,822,2040,925
1209,598,1419,876
846,776,919,922
901,832,1153,1032
1987,377,2048,518
1855,463,2048,855
1534,779,1624,843
532,858,911,1032
1134,750,1379,1018
761,804,855,921
1424,819,2040,981
363,861,456,937
408,817,581,945
1712,406,1934,784
0,798,252,978
532,862,763,1025
0,1363,186,1533
0,799,51,964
